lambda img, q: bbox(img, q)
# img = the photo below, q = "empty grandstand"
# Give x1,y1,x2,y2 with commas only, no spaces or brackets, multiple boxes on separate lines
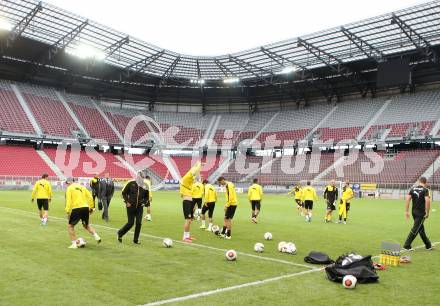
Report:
0,0,439,196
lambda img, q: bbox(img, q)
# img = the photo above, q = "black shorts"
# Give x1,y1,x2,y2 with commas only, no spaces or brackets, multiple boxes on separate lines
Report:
251,200,261,211
68,207,90,226
193,198,203,209
304,200,314,210
201,202,216,218
295,199,302,207
36,199,49,211
326,200,336,211
225,205,237,220
183,200,195,219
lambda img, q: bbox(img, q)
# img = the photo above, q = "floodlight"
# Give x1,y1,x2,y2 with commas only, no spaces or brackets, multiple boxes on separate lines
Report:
0,18,13,31
66,43,105,60
279,66,298,74
223,77,239,84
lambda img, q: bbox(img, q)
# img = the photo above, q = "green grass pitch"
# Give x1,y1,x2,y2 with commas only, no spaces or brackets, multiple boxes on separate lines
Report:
0,190,439,306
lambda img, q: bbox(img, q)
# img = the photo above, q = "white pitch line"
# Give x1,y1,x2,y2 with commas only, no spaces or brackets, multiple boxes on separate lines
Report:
0,206,315,269
142,267,324,306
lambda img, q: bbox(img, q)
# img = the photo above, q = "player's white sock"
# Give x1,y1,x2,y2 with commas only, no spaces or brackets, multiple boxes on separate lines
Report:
184,232,190,239
72,240,77,246
197,209,201,215
43,217,47,223
309,212,312,218
208,223,212,230
201,220,206,227
92,233,100,240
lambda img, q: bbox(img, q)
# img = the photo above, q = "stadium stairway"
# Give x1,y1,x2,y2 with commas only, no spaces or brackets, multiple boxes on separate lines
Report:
313,155,346,181
249,112,279,145
208,154,234,182
93,101,124,143
55,91,89,138
306,104,338,139
356,99,392,141
205,115,221,147
430,117,440,137
10,84,42,135
36,150,66,180
420,155,440,184
199,115,217,147
161,156,181,180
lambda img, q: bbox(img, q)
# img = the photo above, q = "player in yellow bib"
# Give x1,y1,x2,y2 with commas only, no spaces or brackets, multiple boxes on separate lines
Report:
338,181,354,224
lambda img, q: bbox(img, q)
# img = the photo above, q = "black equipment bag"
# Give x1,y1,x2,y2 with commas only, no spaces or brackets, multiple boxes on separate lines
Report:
325,253,379,283
304,251,334,265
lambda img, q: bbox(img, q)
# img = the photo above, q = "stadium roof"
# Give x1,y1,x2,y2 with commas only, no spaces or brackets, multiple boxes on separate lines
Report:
1,0,440,82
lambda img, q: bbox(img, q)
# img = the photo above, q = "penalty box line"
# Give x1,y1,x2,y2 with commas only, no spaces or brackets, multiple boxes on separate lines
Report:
0,206,316,270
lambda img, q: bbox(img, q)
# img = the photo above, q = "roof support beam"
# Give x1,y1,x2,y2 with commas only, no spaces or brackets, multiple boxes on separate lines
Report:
340,27,383,60
391,13,437,61
4,1,42,50
214,59,236,77
104,35,129,59
27,19,88,79
160,56,181,84
228,55,301,102
297,38,368,94
124,50,165,80
260,47,334,98
196,59,201,79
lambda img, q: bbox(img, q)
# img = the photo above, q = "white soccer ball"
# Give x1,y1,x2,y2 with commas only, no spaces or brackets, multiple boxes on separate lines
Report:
284,242,297,254
225,249,237,261
211,225,220,235
278,241,287,252
254,242,265,253
264,232,273,240
76,237,86,248
162,238,173,248
342,275,357,289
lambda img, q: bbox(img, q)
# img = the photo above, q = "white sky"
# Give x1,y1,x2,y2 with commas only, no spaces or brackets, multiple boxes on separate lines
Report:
46,0,427,56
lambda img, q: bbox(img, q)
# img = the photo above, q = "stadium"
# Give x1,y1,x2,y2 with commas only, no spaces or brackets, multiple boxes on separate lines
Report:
0,0,439,305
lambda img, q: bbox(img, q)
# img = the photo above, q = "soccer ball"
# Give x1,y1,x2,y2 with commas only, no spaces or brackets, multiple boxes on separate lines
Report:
76,237,86,248
162,238,173,248
278,241,287,252
211,225,220,235
342,275,357,289
225,249,237,261
284,242,297,254
254,242,264,253
264,232,273,240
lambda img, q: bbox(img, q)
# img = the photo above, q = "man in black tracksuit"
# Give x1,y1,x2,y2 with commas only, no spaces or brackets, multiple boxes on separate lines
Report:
117,171,149,244
403,177,432,251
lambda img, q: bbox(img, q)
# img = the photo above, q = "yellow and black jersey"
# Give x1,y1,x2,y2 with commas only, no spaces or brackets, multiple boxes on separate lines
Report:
324,185,338,203
32,179,53,200
341,186,354,204
225,181,237,207
301,186,318,202
288,186,302,200
179,162,201,198
204,183,217,203
191,182,204,199
65,183,93,214
248,183,263,201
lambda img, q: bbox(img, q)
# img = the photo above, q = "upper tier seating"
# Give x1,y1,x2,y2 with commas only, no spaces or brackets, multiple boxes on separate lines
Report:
0,145,55,176
19,85,78,137
64,94,120,143
0,82,35,134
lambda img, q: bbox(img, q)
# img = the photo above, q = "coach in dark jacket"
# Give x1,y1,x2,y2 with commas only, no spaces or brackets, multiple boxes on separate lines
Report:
117,171,149,244
99,173,114,222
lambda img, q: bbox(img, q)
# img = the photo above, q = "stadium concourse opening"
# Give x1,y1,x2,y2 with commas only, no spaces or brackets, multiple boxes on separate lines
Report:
0,0,439,305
